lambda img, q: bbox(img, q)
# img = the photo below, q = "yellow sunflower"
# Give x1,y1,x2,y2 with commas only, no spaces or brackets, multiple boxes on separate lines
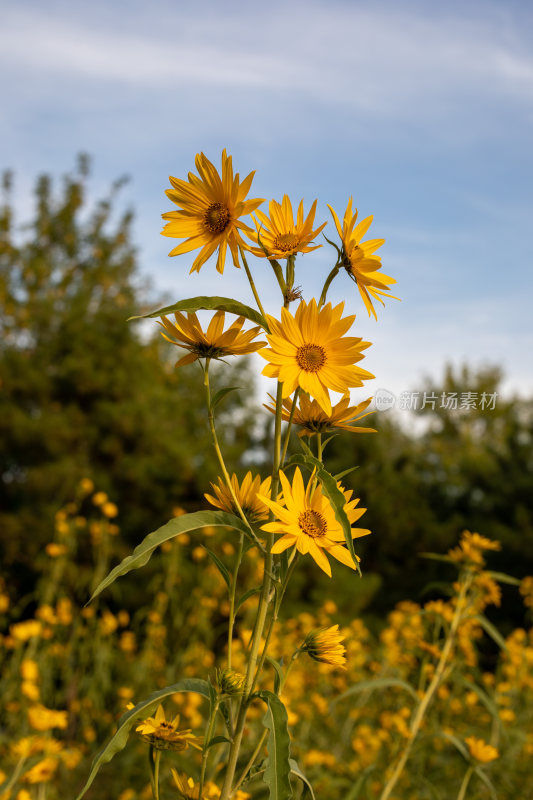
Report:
465,737,499,763
162,150,264,274
159,310,265,368
249,195,327,258
301,624,347,668
259,299,374,415
257,467,370,577
264,392,376,437
205,472,272,524
136,705,203,751
328,198,398,319
172,770,250,800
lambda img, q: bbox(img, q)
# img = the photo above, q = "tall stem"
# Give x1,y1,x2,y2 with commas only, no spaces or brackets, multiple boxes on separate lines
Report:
379,573,472,800
227,533,244,670
204,361,264,552
318,263,340,308
199,697,220,799
239,247,267,319
280,388,299,467
219,383,284,800
456,766,474,800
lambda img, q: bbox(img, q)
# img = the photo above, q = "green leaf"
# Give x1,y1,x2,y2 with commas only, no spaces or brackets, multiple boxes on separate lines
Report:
289,759,315,799
88,511,252,602
285,452,361,576
256,690,293,800
334,466,360,481
335,678,420,704
129,296,269,332
265,655,285,696
475,614,508,651
203,546,231,590
474,767,498,800
74,679,209,800
486,570,522,586
436,731,470,761
206,735,231,749
235,587,261,614
419,552,454,564
457,678,502,731
210,386,240,412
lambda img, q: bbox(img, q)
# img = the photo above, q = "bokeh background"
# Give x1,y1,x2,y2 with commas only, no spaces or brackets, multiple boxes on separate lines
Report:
1,2,533,798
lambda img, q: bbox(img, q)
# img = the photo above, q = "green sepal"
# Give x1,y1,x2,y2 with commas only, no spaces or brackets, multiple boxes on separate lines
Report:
74,679,210,800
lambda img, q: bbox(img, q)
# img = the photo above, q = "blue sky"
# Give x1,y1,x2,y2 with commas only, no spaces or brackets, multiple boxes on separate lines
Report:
2,0,532,402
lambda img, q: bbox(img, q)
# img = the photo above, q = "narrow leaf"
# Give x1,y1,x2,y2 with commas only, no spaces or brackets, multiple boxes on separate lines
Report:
256,690,293,800
474,767,498,800
486,570,522,586
206,735,231,749
289,759,315,799
75,679,209,800
235,587,261,614
476,614,508,652
210,386,240,412
335,678,420,704
203,547,231,590
419,552,454,563
334,466,360,481
129,296,269,332
265,655,285,696
89,511,252,602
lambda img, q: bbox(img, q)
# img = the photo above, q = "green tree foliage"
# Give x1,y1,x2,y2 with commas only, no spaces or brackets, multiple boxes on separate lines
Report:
324,364,533,617
0,157,255,571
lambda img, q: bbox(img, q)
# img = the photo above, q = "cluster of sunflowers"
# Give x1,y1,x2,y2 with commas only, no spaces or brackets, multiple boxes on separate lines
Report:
4,150,532,800
2,488,533,799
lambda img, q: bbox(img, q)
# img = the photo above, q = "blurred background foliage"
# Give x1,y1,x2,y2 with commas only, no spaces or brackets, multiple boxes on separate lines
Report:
1,158,532,627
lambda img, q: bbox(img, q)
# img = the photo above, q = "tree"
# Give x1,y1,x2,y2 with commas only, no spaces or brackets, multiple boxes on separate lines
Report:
0,156,256,571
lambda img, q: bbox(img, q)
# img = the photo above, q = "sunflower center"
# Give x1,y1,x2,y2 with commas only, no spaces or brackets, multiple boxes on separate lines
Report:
298,509,327,538
204,202,230,234
274,232,299,252
295,343,327,372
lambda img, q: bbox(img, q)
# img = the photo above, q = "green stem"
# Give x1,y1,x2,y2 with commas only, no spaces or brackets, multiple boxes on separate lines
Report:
204,361,264,552
280,388,299,467
456,766,474,800
219,384,284,800
233,652,300,793
318,263,340,308
379,573,472,800
227,533,245,670
149,748,161,800
239,247,267,319
316,433,323,462
199,697,220,799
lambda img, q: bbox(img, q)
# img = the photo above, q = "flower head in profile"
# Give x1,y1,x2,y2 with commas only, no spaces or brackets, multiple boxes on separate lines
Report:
172,770,250,800
24,757,59,784
264,392,376,437
257,467,370,577
216,667,246,696
328,198,398,320
465,736,499,763
249,196,327,258
159,311,266,368
205,472,272,524
162,150,264,274
301,624,347,668
136,705,203,751
259,299,374,416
